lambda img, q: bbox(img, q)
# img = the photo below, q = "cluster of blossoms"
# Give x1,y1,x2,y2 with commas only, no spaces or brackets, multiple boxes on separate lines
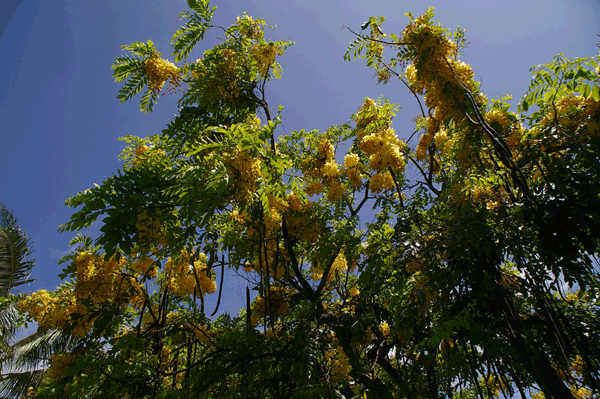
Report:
224,148,262,201
17,289,92,337
302,137,346,202
324,346,351,382
252,43,283,75
135,210,170,248
542,94,600,135
402,12,484,164
131,255,158,278
235,12,265,40
162,251,216,297
144,56,181,93
285,194,322,243
244,191,321,279
191,48,243,102
354,98,406,193
74,250,141,305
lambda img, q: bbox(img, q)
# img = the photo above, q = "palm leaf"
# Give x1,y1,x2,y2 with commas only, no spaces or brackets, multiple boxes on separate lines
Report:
0,202,35,297
0,329,74,398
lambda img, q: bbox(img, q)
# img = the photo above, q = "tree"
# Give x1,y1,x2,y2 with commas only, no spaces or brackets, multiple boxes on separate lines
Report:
0,201,46,399
14,1,600,398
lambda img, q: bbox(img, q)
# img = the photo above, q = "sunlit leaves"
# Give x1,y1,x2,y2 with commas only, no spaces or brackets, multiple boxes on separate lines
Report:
519,52,600,115
171,0,216,63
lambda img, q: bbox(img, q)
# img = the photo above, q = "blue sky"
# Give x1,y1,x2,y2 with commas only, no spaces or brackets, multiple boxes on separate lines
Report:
1,0,599,315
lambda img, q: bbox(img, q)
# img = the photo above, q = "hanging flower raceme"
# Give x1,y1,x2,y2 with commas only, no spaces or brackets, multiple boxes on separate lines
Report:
224,148,262,202
401,10,488,164
17,288,92,337
353,98,406,192
325,346,352,382
73,250,127,304
144,56,181,93
162,251,216,297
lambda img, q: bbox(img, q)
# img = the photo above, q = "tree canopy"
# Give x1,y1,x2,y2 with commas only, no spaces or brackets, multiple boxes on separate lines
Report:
6,1,600,398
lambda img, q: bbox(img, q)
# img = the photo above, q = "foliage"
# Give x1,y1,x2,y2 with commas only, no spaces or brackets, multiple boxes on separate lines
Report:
11,1,600,398
0,201,43,399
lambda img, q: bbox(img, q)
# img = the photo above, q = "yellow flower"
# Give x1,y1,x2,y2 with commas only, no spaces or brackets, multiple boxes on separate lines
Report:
287,191,303,212
369,172,395,193
327,180,345,202
325,347,351,382
144,56,180,92
321,161,340,177
379,322,391,338
263,207,282,232
306,180,325,197
317,138,335,161
344,153,360,168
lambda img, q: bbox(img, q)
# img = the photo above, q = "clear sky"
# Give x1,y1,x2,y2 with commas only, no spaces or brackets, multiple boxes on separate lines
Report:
1,0,598,316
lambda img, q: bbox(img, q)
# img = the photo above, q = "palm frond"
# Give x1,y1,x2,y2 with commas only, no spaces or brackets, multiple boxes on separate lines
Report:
0,369,45,399
1,329,74,373
0,302,18,350
0,201,35,297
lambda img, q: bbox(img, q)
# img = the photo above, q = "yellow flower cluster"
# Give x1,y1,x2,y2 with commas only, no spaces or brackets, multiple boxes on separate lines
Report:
369,171,396,193
74,251,127,303
285,198,322,243
354,98,406,193
131,256,158,278
460,175,507,210
144,56,181,93
343,153,363,188
302,138,336,179
432,127,456,155
485,109,512,132
17,289,92,337
327,180,344,202
311,252,347,282
192,324,211,344
236,12,265,40
163,251,216,297
402,12,483,155
415,131,432,161
192,48,242,102
543,94,600,134
225,149,262,201
263,207,283,232
379,322,391,338
301,137,350,202
287,191,303,212
306,180,325,197
252,43,282,75
505,124,525,152
325,346,351,382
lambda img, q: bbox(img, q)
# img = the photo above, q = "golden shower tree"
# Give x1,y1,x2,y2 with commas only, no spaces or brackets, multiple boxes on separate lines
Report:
12,1,600,398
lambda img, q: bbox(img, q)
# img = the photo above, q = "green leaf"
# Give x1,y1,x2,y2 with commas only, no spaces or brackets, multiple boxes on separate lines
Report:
584,83,591,98
592,85,600,102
